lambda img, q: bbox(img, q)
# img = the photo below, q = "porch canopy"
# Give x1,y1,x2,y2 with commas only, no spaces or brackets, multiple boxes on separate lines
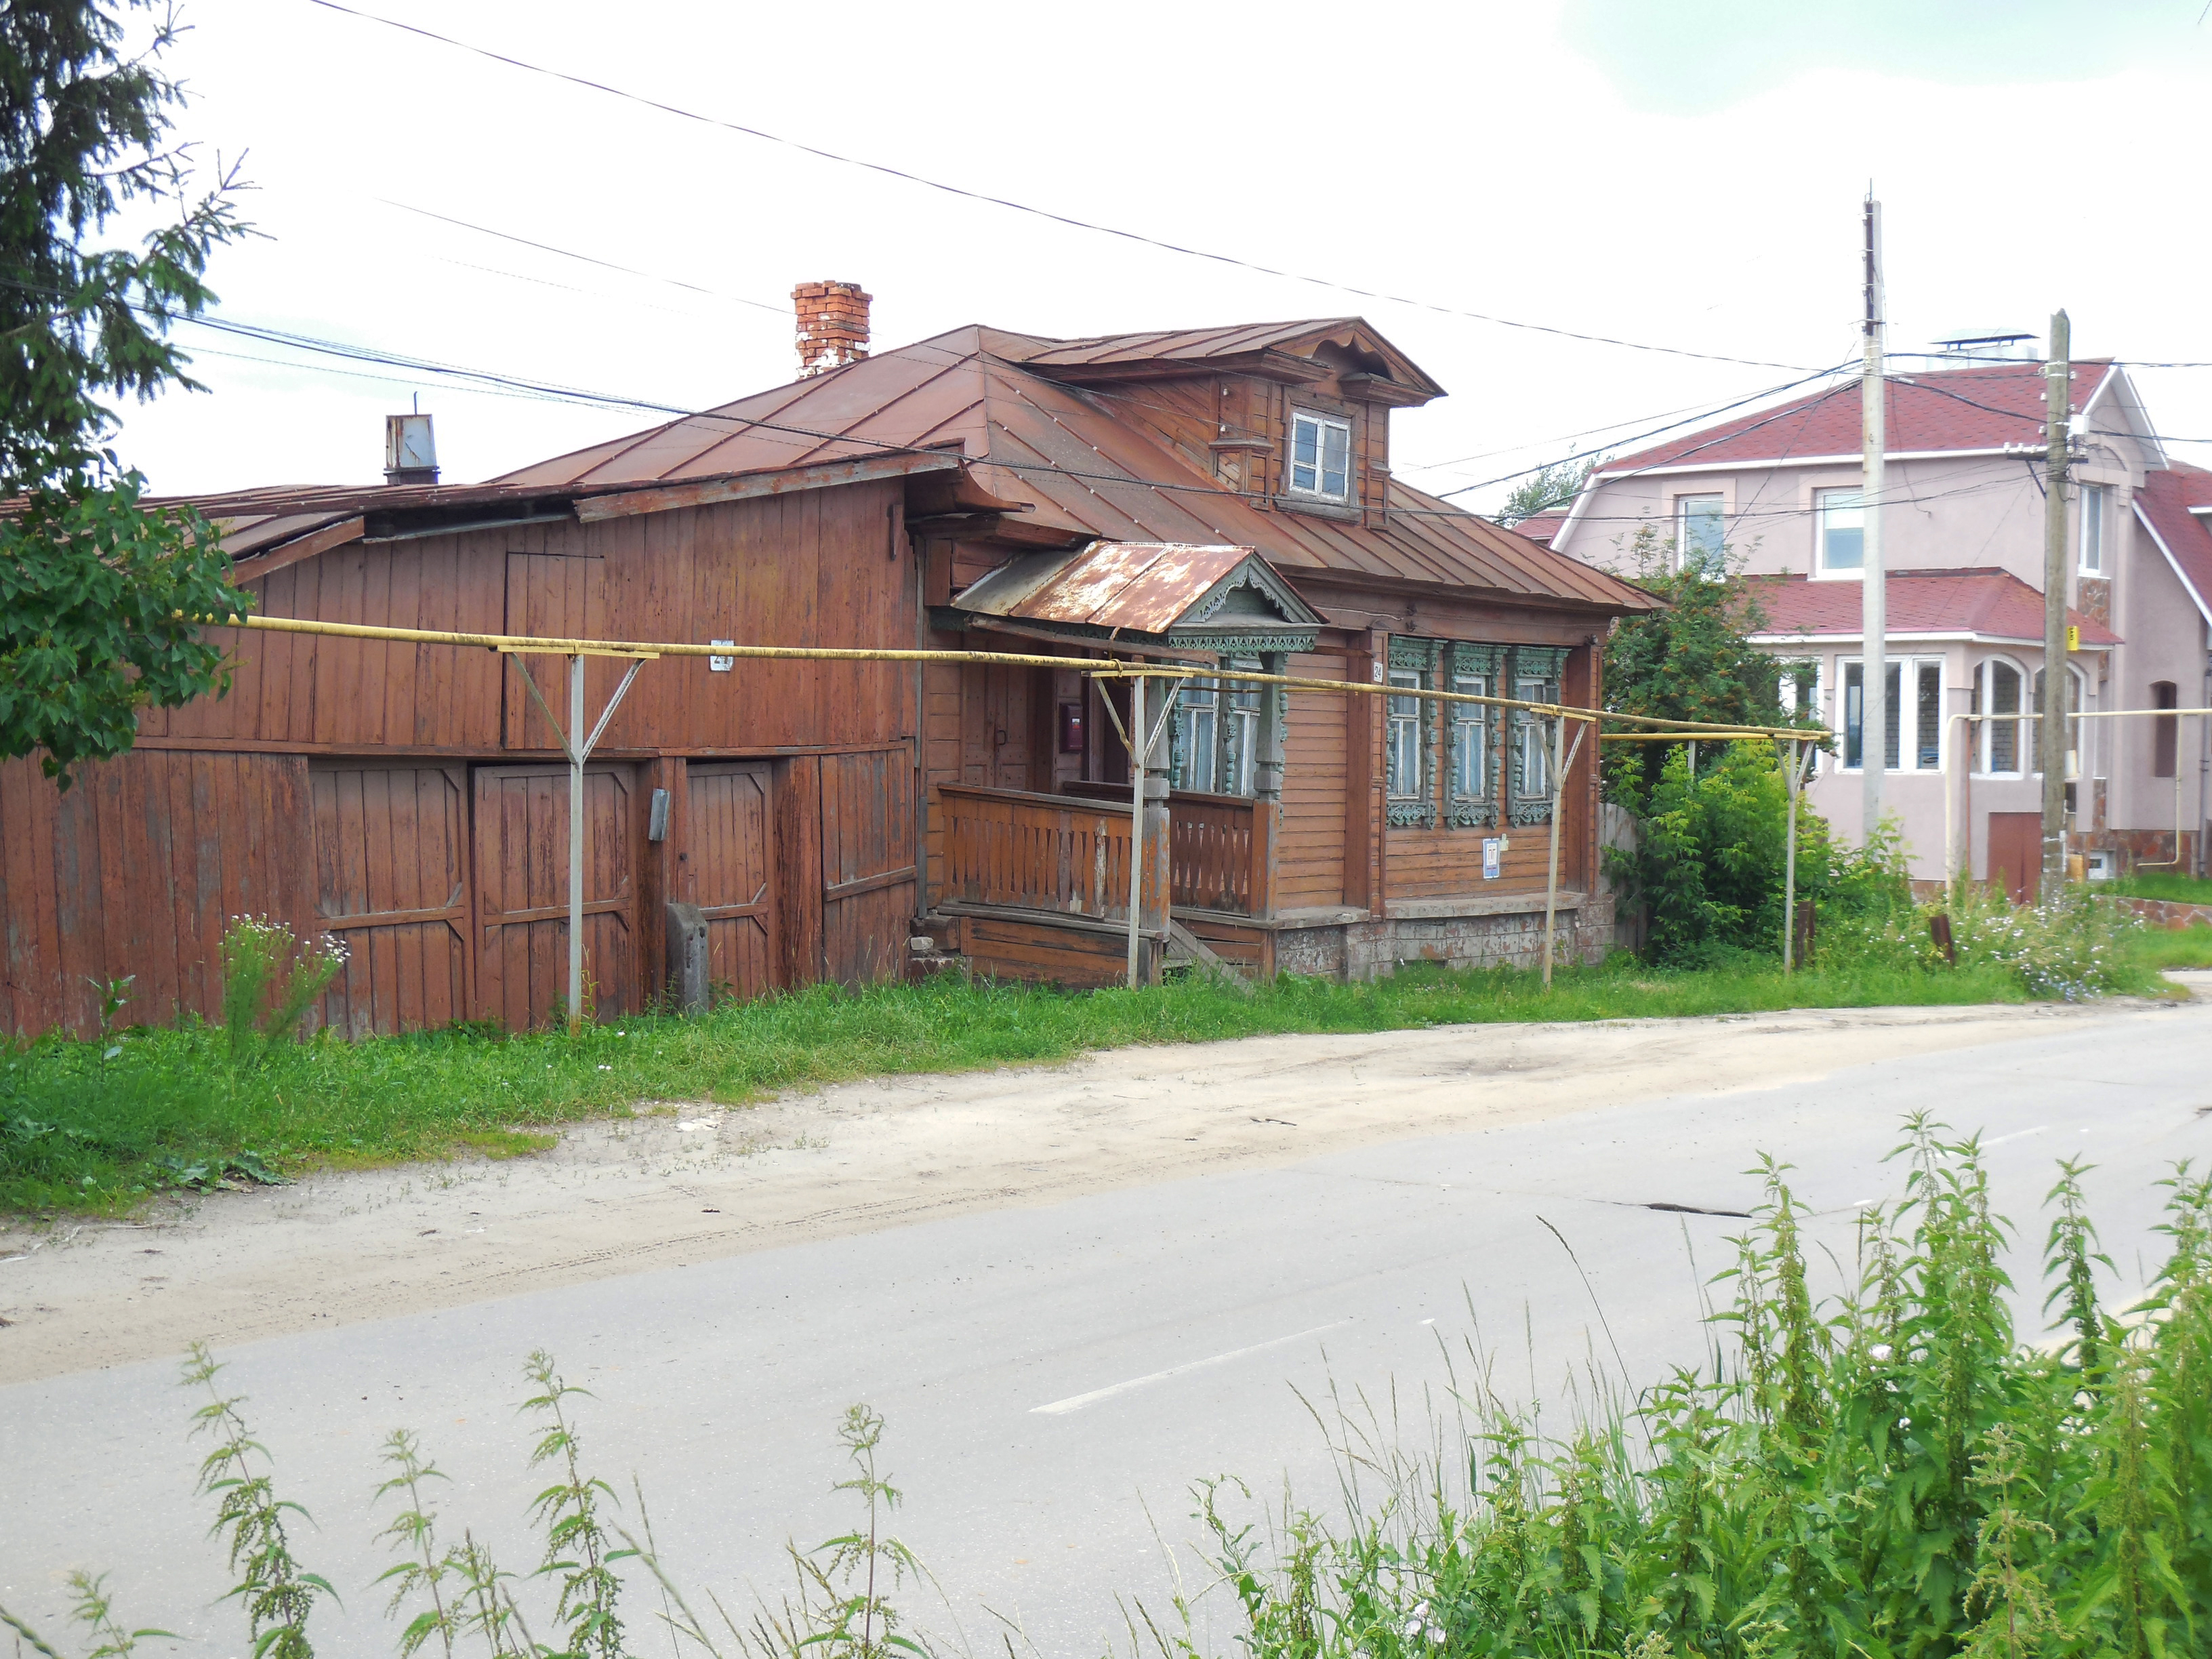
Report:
937,540,1322,655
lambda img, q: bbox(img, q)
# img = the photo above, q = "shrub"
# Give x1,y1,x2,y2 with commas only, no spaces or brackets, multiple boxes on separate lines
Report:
1833,882,2139,1001
1174,1124,2212,1659
220,916,347,1066
1608,739,1908,966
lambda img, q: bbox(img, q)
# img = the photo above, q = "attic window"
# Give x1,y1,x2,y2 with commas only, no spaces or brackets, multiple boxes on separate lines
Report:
1288,412,1352,501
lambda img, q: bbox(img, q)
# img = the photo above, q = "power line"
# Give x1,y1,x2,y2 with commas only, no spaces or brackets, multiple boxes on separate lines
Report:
300,0,1822,373
375,198,790,314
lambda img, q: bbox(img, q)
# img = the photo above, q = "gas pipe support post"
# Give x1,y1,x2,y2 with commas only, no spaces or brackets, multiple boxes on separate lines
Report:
1783,737,1801,972
1540,714,1586,989
1127,673,1145,990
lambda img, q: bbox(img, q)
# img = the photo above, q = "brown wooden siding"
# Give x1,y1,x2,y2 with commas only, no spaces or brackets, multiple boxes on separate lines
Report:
1279,650,1349,907
152,483,914,757
686,761,777,1001
819,747,917,987
312,761,472,1037
1,750,315,1037
472,764,640,1029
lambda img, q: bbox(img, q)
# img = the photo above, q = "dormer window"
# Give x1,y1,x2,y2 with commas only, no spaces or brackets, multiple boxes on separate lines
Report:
1288,411,1352,501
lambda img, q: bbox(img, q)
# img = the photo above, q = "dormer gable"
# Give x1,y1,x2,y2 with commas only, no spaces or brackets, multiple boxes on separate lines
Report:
1002,318,1442,409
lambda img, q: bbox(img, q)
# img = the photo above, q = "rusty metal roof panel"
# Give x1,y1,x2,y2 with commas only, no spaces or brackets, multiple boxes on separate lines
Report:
956,540,1319,638
1101,544,1254,631
212,508,357,556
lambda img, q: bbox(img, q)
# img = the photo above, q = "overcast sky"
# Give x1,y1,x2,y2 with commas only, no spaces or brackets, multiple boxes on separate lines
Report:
112,0,2212,515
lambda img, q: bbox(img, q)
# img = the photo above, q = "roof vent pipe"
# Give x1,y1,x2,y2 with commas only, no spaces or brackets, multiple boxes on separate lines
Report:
794,281,870,378
384,412,438,485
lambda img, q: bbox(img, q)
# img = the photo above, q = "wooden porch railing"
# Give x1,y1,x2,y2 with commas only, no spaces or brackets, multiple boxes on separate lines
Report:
1057,782,1275,918
937,784,1134,918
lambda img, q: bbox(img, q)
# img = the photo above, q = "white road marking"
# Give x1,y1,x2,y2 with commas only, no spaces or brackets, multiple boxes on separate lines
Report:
1031,1319,1351,1416
1980,1126,2050,1149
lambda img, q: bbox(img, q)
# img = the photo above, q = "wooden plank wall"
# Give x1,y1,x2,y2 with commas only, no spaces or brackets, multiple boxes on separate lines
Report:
1380,642,1599,902
1278,649,1350,908
1,750,315,1037
819,747,917,987
5,478,922,1039
1096,367,1389,518
146,480,914,757
311,761,472,1038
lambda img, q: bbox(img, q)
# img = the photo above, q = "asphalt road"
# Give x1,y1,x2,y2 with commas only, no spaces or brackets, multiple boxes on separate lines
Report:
6,998,2208,1659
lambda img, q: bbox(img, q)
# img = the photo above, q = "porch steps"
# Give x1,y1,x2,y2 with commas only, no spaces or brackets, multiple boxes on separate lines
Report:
1165,919,1256,994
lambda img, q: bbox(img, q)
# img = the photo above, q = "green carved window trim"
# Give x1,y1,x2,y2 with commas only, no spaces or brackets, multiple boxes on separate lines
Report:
1446,642,1502,828
1507,645,1571,827
1385,636,1439,827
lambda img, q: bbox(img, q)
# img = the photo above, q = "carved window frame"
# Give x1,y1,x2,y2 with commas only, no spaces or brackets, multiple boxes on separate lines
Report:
1385,636,1438,827
1507,646,1569,827
1446,642,1502,827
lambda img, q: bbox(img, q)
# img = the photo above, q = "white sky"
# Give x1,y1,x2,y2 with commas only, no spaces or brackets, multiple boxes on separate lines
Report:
111,0,2212,514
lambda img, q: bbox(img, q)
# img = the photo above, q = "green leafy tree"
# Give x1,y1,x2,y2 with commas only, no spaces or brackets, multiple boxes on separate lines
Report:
1601,525,1822,798
1496,453,1599,526
1,0,252,786
1610,738,1908,964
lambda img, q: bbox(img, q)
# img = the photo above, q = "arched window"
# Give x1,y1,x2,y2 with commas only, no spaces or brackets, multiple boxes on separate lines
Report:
1972,658,2026,775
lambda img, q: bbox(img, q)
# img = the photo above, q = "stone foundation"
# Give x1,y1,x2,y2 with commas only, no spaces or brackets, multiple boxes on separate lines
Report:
2106,896,2212,930
1343,894,1612,979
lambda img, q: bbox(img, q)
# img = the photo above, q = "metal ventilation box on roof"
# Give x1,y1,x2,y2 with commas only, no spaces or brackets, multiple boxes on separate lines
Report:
384,413,439,485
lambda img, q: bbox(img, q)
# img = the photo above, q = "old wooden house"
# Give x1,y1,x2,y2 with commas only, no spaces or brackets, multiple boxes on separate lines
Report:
0,289,1655,1037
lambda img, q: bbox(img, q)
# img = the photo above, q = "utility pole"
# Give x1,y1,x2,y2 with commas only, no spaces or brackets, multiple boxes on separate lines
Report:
1860,194,1887,842
2041,310,2072,899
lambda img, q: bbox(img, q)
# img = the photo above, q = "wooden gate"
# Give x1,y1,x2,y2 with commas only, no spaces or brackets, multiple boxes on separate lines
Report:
311,762,472,1037
821,749,917,985
472,764,638,1028
687,762,778,1000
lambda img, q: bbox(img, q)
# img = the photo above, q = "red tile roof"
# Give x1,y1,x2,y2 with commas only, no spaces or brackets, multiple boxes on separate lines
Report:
1508,510,1566,546
1601,361,2116,474
1746,568,2121,646
2133,463,2212,624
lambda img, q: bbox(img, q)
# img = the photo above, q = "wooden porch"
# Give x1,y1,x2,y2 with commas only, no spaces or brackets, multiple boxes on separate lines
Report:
931,781,1280,986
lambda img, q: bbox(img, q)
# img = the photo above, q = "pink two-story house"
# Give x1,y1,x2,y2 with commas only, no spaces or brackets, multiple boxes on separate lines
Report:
1532,349,2212,896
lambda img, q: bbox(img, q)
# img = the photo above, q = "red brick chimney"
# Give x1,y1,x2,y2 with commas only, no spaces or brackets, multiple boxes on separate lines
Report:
793,280,871,377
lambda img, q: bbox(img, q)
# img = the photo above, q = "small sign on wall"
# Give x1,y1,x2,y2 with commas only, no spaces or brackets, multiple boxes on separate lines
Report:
709,639,735,672
1482,837,1502,880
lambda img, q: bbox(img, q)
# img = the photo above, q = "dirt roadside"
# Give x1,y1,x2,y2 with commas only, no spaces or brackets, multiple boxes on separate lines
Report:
0,997,2178,1385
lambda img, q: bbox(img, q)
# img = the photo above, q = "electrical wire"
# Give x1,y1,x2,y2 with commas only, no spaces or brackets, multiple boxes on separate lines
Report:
298,0,1822,373
163,306,2040,528
375,198,789,314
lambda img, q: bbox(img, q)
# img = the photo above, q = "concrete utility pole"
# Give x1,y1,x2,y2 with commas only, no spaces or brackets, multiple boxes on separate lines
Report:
1860,193,1887,842
2041,310,2072,900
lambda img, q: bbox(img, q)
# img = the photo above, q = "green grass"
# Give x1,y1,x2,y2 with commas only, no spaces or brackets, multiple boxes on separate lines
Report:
2102,869,2212,904
2120,923,2212,971
0,943,2184,1218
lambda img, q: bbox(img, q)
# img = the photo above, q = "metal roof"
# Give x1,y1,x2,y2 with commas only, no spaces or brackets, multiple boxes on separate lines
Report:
489,323,1656,614
954,541,1323,638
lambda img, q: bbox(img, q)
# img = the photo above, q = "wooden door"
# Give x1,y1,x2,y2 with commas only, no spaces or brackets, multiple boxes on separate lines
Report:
687,762,778,1000
472,764,638,1028
820,749,918,986
311,762,472,1037
1987,811,2041,904
963,664,1037,790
